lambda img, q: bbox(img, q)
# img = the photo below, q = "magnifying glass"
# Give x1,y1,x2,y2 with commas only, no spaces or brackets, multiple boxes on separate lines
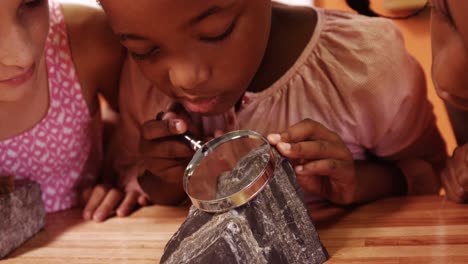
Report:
183,130,276,213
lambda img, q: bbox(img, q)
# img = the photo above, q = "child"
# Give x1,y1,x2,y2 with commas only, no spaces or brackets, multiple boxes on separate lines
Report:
99,0,447,205
0,0,142,221
431,0,468,202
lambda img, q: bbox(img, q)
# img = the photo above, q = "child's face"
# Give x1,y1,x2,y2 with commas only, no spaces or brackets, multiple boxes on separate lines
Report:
100,0,271,115
431,0,468,110
0,0,49,103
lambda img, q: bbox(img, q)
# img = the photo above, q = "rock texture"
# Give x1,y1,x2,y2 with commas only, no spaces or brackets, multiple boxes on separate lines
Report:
161,150,328,264
0,179,46,259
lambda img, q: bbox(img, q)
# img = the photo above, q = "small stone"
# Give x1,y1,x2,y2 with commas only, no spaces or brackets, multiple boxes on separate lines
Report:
161,151,328,264
0,179,46,259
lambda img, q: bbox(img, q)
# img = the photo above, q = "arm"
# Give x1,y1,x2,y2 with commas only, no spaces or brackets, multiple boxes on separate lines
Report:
268,19,446,205
114,60,190,207
357,22,447,198
62,3,125,113
267,119,407,205
62,3,127,221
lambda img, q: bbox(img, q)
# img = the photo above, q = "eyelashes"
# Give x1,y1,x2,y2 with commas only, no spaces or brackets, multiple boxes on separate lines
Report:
23,0,44,8
129,47,160,61
199,19,237,42
128,19,237,61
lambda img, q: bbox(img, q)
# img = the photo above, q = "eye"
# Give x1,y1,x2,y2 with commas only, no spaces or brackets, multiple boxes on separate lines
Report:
23,0,44,8
199,20,236,42
129,47,160,61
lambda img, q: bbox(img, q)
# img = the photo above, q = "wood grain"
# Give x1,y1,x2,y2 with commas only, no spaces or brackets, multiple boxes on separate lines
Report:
2,195,468,263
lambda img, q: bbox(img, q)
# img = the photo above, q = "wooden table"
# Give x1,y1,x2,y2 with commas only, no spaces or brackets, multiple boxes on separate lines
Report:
3,195,468,263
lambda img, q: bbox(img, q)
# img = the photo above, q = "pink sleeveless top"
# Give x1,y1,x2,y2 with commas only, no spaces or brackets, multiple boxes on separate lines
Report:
0,0,101,212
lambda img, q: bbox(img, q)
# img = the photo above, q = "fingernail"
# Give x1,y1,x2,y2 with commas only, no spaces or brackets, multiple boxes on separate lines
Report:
278,142,291,152
93,213,104,222
83,210,91,220
116,209,122,217
295,165,304,173
267,133,281,143
171,120,183,132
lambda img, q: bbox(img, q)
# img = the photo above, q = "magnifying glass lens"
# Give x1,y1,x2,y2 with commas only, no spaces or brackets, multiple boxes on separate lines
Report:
184,130,276,212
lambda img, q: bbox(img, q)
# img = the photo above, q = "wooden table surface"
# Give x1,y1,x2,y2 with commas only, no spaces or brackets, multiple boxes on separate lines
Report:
3,195,468,263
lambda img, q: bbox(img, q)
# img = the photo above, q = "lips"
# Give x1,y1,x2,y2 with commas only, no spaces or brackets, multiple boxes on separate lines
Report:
0,65,35,87
181,96,221,114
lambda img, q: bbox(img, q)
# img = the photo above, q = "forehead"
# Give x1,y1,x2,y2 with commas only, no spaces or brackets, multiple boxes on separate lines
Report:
100,0,235,31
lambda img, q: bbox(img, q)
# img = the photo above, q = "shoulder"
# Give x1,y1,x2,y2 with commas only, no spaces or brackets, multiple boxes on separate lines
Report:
310,9,417,91
315,8,405,60
319,8,402,38
61,3,120,55
61,3,124,110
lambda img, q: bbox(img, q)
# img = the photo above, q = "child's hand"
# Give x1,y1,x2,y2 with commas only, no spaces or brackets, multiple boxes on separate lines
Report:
137,111,194,204
81,184,149,222
267,119,356,204
442,143,468,203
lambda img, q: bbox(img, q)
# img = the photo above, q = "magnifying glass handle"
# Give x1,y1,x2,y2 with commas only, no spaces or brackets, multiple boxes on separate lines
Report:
183,132,203,151
155,111,204,152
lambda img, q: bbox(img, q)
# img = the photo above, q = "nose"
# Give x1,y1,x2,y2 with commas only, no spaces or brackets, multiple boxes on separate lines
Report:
0,23,35,69
168,59,210,90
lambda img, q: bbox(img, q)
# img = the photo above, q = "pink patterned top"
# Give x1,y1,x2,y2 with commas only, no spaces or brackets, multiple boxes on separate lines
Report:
0,0,101,212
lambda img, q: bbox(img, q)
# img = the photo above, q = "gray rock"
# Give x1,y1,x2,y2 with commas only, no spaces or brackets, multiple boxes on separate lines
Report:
161,150,328,264
0,179,46,259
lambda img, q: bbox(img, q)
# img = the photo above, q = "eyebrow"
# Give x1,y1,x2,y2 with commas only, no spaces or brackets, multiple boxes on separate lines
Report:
189,6,224,26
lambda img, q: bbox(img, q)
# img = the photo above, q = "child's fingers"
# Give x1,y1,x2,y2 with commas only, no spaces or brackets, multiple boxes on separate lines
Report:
140,138,194,159
143,160,188,184
92,188,123,222
138,195,150,206
280,119,342,143
142,118,187,140
276,140,352,161
295,173,324,196
80,187,93,205
267,133,282,145
453,146,468,189
82,185,109,220
295,159,348,176
442,169,465,203
116,191,140,217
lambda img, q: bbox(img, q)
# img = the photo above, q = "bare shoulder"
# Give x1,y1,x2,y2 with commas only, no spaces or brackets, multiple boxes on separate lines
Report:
61,3,124,112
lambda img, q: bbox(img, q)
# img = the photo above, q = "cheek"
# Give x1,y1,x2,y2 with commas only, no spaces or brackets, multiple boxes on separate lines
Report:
214,14,271,91
29,13,49,61
136,61,174,96
432,36,468,98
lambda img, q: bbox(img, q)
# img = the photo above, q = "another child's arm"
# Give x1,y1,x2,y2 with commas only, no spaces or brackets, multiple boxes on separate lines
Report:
62,3,126,221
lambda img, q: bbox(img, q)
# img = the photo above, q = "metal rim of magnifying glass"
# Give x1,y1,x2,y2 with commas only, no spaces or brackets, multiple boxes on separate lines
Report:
183,130,276,213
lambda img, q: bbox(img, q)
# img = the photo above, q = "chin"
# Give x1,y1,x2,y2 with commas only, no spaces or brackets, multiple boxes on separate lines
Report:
0,89,30,103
